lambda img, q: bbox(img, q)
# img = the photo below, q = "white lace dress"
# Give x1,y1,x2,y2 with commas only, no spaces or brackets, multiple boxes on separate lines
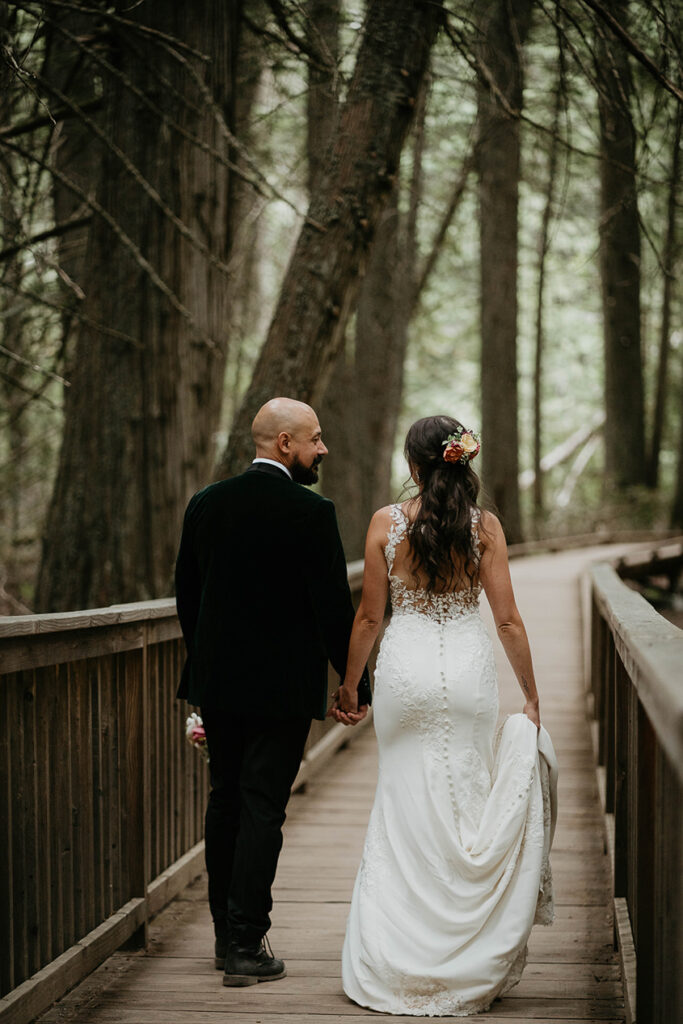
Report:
342,505,558,1017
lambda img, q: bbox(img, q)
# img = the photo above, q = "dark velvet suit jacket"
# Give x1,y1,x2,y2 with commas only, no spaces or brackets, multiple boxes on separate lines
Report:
175,463,371,720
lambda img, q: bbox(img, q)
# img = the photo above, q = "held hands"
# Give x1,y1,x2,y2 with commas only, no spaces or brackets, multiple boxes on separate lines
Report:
327,684,368,727
523,699,541,730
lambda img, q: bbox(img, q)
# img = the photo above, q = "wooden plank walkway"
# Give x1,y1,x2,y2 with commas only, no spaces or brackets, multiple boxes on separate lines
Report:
38,546,631,1024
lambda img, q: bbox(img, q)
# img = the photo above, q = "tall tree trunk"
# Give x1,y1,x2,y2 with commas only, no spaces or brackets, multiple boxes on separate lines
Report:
36,1,245,612
41,7,102,368
304,0,360,550
672,391,683,528
532,26,564,528
215,0,443,480
0,3,31,611
306,0,340,196
321,81,427,560
322,188,410,559
646,103,680,489
476,0,532,542
595,0,646,488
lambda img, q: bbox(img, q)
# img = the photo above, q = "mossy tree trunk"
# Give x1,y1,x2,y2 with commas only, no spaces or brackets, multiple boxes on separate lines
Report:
595,0,646,489
476,0,532,542
215,0,443,480
36,1,247,611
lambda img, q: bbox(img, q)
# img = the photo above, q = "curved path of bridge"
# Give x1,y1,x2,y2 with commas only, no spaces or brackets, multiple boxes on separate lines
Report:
38,546,632,1024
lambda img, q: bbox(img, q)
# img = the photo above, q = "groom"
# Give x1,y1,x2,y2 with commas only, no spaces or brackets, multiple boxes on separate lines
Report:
175,397,371,987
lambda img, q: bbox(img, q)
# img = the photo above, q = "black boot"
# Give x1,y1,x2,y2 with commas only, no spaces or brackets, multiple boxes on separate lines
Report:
214,921,231,970
222,936,286,987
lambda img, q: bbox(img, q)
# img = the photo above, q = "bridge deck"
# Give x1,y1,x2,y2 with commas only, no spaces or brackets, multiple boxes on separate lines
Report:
39,548,629,1024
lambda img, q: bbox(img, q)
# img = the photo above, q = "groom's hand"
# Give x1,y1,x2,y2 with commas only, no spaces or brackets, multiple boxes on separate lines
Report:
327,688,368,727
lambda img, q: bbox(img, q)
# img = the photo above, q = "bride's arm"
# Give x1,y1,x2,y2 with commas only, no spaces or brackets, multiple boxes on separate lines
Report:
336,509,390,716
478,511,541,728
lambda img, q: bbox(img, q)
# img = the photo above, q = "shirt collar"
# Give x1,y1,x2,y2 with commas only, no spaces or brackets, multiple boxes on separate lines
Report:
251,457,292,480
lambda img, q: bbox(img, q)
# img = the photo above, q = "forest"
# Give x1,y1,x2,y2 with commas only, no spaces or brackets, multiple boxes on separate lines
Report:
0,0,681,614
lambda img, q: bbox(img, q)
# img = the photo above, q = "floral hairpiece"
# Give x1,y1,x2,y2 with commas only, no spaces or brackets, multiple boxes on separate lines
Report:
442,427,481,466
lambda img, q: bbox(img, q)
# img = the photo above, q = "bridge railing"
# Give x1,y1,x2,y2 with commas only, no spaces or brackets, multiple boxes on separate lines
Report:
589,560,683,1024
0,561,366,1024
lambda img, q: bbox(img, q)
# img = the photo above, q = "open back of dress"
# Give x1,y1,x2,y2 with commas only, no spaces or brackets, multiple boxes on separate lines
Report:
342,503,557,1017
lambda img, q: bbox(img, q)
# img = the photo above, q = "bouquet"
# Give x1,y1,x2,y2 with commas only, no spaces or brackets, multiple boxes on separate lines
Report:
185,713,209,763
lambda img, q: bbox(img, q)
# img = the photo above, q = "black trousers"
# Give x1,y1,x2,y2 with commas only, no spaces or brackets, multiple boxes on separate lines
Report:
201,708,311,948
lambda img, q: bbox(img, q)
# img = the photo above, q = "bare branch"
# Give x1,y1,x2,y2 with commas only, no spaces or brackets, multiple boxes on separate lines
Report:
0,342,70,386
7,0,211,60
412,141,476,311
0,137,221,350
0,367,60,408
34,9,324,229
32,72,236,277
0,279,145,348
0,213,91,261
0,97,103,139
579,0,683,103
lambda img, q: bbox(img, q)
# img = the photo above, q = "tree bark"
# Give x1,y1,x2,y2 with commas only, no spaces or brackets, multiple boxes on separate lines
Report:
306,0,340,196
36,1,245,611
646,103,680,489
41,6,103,368
595,0,646,488
215,0,443,480
533,28,564,527
672,391,683,529
476,0,532,542
322,190,409,559
321,80,428,560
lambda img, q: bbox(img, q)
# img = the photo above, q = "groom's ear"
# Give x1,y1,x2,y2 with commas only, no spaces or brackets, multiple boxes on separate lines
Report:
277,431,292,454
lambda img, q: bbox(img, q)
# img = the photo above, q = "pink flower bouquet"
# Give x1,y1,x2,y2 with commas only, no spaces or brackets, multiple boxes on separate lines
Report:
185,713,210,763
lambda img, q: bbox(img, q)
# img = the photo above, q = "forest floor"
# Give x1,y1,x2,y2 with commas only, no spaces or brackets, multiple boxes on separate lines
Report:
36,545,642,1024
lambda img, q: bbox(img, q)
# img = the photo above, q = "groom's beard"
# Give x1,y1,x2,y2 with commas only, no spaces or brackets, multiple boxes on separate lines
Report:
291,453,323,485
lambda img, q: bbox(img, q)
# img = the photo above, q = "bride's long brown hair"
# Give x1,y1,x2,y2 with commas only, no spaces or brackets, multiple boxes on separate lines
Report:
404,415,483,593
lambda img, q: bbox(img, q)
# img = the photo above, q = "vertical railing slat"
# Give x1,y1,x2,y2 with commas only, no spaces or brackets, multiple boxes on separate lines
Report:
613,655,628,897
635,703,656,1019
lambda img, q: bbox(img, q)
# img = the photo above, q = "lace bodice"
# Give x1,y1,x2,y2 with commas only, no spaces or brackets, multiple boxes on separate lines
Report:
384,503,482,623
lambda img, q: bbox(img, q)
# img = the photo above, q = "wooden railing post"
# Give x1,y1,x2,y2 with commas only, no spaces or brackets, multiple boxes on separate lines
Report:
604,638,616,810
121,626,151,948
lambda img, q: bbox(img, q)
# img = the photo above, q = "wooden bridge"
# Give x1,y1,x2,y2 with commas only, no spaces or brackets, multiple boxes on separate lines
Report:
1,539,682,1024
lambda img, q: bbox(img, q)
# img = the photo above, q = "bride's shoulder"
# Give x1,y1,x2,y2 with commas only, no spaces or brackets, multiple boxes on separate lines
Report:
369,505,395,528
477,510,505,550
479,509,500,530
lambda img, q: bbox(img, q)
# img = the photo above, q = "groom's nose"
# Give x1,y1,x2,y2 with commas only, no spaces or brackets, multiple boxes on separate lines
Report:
318,439,328,456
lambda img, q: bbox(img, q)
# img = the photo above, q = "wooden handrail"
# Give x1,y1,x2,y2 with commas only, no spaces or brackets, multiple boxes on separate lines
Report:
0,563,368,1024
591,562,683,780
588,560,683,1024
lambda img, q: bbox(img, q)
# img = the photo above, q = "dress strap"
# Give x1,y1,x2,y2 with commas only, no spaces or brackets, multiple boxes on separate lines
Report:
385,504,409,575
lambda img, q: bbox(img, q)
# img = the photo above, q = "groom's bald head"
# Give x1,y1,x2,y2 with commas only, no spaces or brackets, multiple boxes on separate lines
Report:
251,397,328,484
251,398,318,451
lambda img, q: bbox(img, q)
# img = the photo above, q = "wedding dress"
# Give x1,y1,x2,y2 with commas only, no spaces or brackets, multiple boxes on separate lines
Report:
342,504,557,1017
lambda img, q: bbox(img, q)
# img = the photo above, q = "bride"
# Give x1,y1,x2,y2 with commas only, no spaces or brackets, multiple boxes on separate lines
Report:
331,415,557,1017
